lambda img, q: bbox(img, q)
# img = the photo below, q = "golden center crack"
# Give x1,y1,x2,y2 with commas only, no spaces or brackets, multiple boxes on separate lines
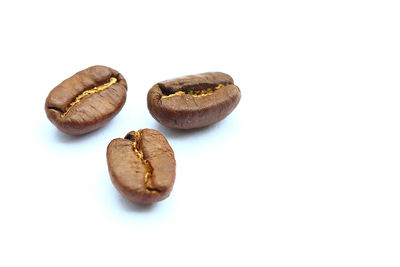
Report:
61,77,117,118
161,84,225,98
131,131,159,193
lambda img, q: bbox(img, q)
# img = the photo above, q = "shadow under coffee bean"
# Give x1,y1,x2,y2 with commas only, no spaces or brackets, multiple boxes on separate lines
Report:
45,65,127,135
147,72,241,129
107,129,176,205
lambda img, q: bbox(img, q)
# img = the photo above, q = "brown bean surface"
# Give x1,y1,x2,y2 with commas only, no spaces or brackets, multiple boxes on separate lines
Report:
107,129,176,204
147,72,241,129
45,65,127,135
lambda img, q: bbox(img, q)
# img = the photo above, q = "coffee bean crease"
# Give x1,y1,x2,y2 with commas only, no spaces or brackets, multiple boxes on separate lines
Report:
161,84,225,98
61,77,118,117
130,131,160,193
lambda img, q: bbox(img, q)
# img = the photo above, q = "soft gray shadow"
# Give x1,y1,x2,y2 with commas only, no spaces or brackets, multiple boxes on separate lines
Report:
117,194,157,212
52,119,117,144
151,120,223,140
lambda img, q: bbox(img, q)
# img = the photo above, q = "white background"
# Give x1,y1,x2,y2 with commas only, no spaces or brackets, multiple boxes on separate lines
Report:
0,0,399,266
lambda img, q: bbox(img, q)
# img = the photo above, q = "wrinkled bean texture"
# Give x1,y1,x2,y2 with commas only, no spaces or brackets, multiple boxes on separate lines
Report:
107,129,176,204
147,72,241,129
45,65,127,135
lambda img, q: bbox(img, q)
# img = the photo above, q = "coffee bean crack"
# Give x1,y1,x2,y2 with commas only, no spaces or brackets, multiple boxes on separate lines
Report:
161,84,225,98
60,77,118,117
129,131,160,193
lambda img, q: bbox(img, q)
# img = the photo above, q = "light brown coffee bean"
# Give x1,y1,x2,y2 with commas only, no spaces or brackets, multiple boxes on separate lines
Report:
107,129,176,204
45,65,127,135
147,72,241,129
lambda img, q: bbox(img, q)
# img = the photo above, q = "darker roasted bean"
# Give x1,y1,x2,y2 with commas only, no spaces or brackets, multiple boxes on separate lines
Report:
45,65,127,135
147,72,241,129
107,129,176,204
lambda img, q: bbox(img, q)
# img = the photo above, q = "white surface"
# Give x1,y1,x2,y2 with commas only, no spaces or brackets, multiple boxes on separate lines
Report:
1,0,400,266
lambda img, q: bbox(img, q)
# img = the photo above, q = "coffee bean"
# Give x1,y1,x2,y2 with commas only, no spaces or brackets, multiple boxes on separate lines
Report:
147,72,241,129
45,65,127,135
107,129,176,204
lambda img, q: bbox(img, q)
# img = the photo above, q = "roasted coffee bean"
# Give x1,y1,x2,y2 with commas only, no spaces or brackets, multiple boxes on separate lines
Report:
107,129,176,204
45,65,127,135
147,72,241,129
